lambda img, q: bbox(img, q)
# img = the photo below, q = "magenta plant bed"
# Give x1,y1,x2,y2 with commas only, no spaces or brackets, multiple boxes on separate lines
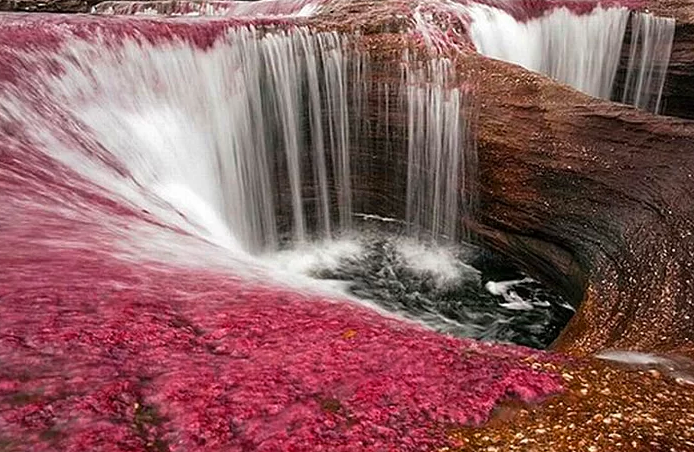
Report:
0,240,563,452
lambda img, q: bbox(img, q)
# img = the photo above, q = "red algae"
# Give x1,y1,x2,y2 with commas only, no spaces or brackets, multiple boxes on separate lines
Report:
92,0,327,18
0,12,564,452
0,235,564,450
88,0,649,23
0,13,296,56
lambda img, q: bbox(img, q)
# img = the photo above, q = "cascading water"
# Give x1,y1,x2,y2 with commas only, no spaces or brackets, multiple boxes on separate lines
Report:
621,12,676,113
2,0,692,446
25,23,476,255
91,0,678,115
0,8,571,348
36,27,358,253
405,57,477,242
464,4,675,113
467,5,629,99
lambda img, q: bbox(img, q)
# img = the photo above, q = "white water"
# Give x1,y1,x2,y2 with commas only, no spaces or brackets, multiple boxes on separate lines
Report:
396,237,479,289
622,12,676,113
466,5,675,113
405,57,476,242
5,25,475,262
267,228,571,348
485,278,535,310
468,5,629,99
44,28,359,253
269,237,364,275
597,351,694,384
0,19,576,347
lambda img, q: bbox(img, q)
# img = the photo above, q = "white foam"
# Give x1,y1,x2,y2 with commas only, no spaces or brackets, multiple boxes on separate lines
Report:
265,238,364,276
596,350,674,366
396,238,480,289
353,213,402,224
485,278,535,310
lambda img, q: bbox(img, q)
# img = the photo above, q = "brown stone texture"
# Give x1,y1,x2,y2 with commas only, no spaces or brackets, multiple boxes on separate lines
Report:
458,52,694,358
324,6,694,446
322,0,694,359
452,357,694,451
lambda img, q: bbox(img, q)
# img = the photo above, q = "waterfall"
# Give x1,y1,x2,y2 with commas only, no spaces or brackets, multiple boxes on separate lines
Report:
465,4,675,113
466,5,629,99
5,22,477,256
405,58,476,242
0,15,571,452
6,26,355,253
621,12,676,113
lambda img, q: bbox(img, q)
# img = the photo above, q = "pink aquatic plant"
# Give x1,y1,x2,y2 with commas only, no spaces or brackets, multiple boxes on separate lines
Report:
0,241,563,451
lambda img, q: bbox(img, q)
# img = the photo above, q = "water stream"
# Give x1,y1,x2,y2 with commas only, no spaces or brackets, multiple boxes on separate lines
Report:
465,4,675,113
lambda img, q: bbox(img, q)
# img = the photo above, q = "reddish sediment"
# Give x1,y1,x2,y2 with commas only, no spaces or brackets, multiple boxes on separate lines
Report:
452,358,694,451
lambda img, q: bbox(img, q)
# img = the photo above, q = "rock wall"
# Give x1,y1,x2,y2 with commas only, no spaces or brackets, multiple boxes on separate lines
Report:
464,54,694,356
325,2,694,357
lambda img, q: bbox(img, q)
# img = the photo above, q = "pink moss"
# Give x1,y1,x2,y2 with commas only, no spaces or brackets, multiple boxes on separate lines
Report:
92,0,327,18
0,141,564,451
0,241,564,451
86,0,650,24
0,13,297,64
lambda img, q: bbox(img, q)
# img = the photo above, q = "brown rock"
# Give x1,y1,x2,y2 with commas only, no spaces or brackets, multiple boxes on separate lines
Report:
464,51,694,357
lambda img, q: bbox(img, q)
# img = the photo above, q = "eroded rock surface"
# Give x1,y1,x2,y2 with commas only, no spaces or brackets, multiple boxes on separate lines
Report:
460,53,694,357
